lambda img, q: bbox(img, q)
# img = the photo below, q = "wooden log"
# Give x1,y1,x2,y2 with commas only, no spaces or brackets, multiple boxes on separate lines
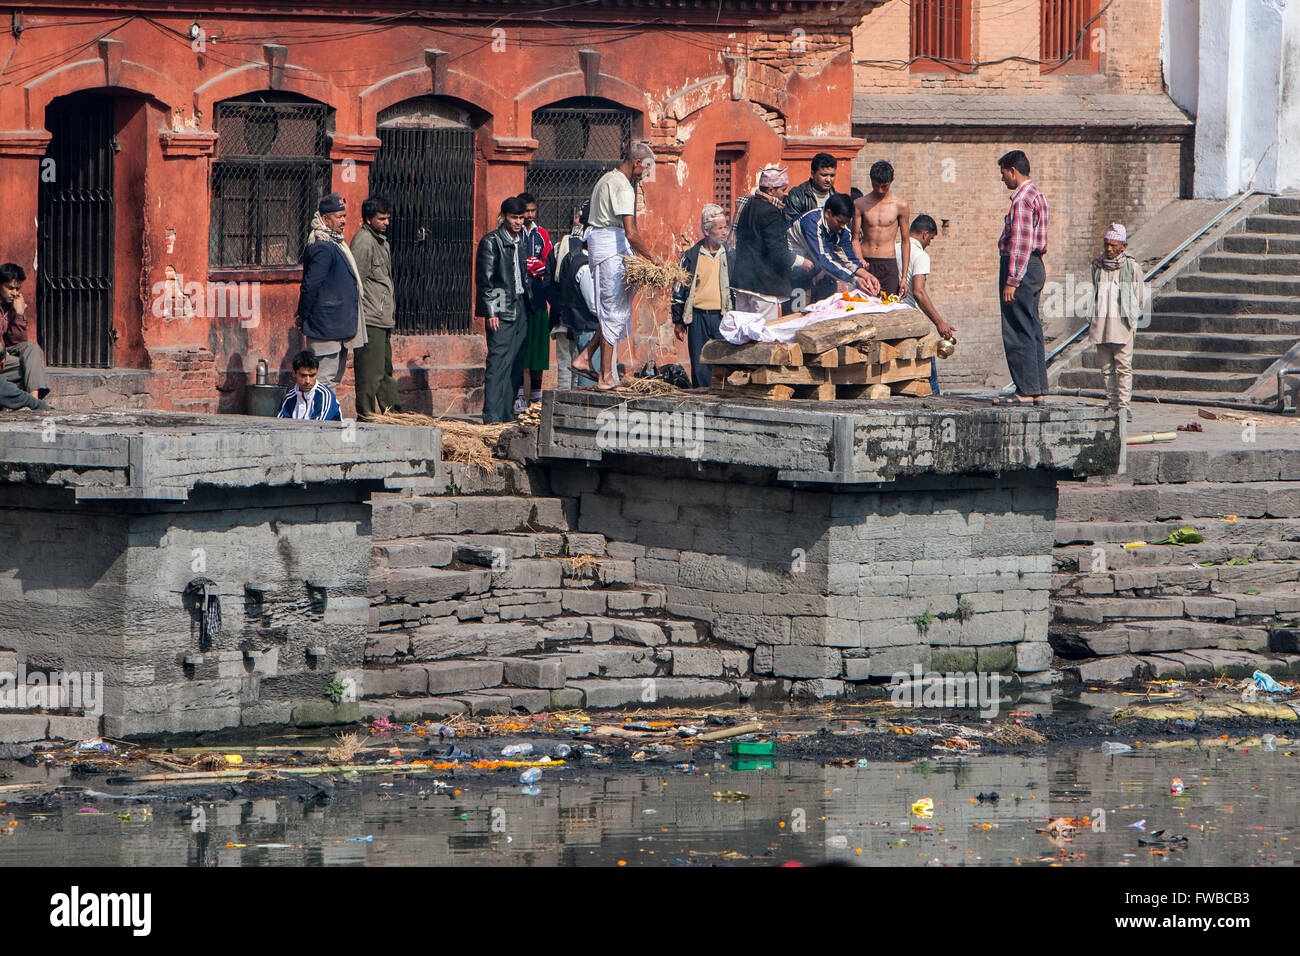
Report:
804,348,840,367
891,337,919,360
749,365,828,385
701,340,803,366
891,378,933,397
915,330,940,360
794,381,837,401
828,358,929,385
714,382,795,401
837,383,892,400
872,310,935,341
846,340,899,364
795,318,877,355
724,369,752,386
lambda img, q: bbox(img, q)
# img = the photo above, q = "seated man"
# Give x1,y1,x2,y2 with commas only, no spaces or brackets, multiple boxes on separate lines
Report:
276,350,342,421
0,263,51,403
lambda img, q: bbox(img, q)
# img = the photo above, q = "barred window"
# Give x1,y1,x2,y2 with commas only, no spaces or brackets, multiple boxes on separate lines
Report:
910,0,972,73
1041,0,1102,73
210,94,333,268
713,153,735,217
526,99,634,239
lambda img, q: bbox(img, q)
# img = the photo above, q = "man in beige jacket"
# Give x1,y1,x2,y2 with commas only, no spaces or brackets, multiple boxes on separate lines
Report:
1088,222,1146,420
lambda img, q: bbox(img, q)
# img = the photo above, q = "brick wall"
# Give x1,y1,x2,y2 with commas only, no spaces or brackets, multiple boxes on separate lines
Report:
850,137,1185,387
854,0,1165,94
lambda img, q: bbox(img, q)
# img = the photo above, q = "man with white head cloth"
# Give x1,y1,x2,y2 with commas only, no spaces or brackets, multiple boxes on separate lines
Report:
571,141,659,391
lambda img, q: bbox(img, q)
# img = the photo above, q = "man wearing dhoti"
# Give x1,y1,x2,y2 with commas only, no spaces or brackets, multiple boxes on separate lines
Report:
571,141,658,391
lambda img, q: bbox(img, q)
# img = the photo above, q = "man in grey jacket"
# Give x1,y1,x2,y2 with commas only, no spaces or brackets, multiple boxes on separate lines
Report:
350,196,401,419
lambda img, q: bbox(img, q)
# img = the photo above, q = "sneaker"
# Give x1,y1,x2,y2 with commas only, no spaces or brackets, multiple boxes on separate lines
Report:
512,397,528,415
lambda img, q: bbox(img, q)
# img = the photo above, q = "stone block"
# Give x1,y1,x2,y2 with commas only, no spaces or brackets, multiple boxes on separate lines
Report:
1071,655,1149,683
976,645,1016,674
291,700,361,727
361,665,428,697
930,647,977,671
1015,641,1053,673
502,688,552,713
452,693,514,715
47,715,102,740
499,657,567,689
566,679,649,708
0,715,48,742
606,589,665,611
613,620,668,646
790,678,845,700
424,660,503,695
386,697,468,720
772,645,842,678
561,590,608,615
493,559,563,589
550,688,585,709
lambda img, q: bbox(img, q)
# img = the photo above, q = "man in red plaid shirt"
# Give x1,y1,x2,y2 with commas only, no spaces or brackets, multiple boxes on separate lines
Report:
994,149,1049,404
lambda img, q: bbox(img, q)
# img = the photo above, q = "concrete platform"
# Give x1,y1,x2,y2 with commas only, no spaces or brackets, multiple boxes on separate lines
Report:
0,409,441,500
540,391,1120,484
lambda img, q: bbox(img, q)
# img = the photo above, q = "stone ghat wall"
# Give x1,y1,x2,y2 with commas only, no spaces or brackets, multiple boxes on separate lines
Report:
0,484,371,737
546,456,1057,688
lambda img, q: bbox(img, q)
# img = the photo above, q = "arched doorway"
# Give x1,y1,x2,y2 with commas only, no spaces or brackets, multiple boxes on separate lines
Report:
526,97,636,239
37,91,116,368
370,97,481,334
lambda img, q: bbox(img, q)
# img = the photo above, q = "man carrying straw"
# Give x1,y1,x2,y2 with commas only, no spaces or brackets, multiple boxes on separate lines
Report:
571,141,659,392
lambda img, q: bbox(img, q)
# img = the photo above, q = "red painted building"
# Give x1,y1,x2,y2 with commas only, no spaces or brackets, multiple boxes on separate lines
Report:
3,0,875,415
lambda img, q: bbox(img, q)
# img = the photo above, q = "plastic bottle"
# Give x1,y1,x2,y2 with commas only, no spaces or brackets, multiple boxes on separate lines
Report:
501,743,533,758
519,768,542,784
549,743,572,759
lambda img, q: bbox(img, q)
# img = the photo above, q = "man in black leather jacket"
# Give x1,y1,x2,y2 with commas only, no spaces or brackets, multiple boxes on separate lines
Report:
784,152,838,225
476,196,534,423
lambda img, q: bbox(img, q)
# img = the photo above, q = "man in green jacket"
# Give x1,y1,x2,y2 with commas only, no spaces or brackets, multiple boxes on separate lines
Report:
350,196,401,419
1088,222,1146,420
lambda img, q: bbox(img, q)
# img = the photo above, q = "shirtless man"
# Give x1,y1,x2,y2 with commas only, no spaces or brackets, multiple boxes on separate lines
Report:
853,160,910,299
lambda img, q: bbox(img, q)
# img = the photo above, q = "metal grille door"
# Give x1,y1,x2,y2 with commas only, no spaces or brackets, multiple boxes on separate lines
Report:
37,93,115,368
526,103,633,239
370,127,475,334
210,100,332,267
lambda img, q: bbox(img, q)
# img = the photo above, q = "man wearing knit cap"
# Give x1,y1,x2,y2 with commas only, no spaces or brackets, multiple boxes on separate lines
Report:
296,192,367,387
731,164,807,321
671,203,732,388
1088,222,1145,420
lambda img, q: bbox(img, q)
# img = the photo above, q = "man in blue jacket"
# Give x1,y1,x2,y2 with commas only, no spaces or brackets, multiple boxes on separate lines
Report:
788,193,880,304
277,350,342,421
296,193,367,387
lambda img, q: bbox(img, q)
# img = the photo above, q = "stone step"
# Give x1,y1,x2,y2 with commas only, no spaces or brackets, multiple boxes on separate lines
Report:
1222,233,1300,255
370,494,571,540
1144,310,1300,334
1244,214,1300,234
361,687,564,720
1137,332,1298,354
369,567,491,603
1267,197,1300,216
564,677,745,709
361,659,504,698
1199,252,1300,276
1053,591,1300,624
1057,369,1256,393
1052,541,1286,570
1058,481,1300,521
371,540,455,571
1056,561,1300,596
1051,618,1270,656
1154,290,1300,315
1062,649,1297,682
1078,349,1277,374
1179,271,1300,297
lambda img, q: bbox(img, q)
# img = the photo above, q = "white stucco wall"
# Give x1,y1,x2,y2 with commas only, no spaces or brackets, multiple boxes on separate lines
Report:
1162,0,1200,116
1279,0,1300,190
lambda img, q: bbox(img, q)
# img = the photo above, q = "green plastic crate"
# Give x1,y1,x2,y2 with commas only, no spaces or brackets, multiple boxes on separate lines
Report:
732,741,775,756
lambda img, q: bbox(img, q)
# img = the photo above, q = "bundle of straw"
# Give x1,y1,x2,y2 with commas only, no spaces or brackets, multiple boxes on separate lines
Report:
623,255,689,295
368,410,509,467
623,376,681,397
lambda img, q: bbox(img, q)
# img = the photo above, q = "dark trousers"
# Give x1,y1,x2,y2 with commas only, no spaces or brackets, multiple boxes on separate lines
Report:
929,357,940,397
0,373,46,411
483,302,528,424
353,324,401,419
999,253,1048,396
686,309,724,388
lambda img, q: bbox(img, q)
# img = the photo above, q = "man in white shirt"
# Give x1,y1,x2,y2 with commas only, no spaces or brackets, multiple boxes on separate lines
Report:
896,214,957,396
570,141,660,391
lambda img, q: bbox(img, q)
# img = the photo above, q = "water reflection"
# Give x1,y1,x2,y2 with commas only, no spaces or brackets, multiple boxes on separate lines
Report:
0,746,1295,866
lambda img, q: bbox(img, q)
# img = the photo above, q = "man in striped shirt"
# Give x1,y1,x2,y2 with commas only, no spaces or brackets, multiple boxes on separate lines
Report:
787,193,881,304
995,149,1050,405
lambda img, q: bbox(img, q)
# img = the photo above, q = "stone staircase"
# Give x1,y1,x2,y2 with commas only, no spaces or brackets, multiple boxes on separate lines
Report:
363,481,760,719
1050,446,1300,681
1057,194,1300,404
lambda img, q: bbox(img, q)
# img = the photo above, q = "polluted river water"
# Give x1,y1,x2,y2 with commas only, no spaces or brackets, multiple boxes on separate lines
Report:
0,696,1296,867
